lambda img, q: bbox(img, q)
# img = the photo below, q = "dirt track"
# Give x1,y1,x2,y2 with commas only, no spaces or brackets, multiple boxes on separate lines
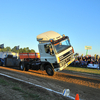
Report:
0,66,100,100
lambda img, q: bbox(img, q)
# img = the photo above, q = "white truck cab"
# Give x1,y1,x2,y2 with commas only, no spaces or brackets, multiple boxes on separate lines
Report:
37,31,75,76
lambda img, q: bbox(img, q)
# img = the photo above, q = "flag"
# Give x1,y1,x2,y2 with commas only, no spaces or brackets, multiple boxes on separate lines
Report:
16,46,19,50
0,44,4,49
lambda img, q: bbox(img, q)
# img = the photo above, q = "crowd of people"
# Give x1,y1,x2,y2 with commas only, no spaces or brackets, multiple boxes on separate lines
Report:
71,55,100,69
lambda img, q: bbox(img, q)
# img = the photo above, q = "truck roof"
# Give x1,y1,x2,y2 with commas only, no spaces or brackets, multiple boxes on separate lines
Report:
37,31,62,42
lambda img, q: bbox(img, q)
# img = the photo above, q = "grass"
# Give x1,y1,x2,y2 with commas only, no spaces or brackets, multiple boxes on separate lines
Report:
66,66,100,75
12,86,40,100
0,78,40,100
12,86,24,92
0,78,9,86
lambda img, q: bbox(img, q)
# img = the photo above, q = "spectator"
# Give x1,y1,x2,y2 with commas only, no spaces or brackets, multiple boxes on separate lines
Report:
92,59,95,65
79,59,84,67
98,60,100,70
81,60,85,67
73,55,100,68
96,59,98,64
74,59,79,66
87,59,90,65
84,59,88,66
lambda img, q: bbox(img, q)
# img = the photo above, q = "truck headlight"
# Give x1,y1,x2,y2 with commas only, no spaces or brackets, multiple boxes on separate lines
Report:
57,57,60,62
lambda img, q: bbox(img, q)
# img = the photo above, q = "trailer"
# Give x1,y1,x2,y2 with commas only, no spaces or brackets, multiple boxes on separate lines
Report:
20,31,75,76
19,53,40,71
19,53,40,61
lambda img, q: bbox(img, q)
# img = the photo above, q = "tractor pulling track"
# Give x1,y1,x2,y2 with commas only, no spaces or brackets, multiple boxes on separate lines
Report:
0,66,100,100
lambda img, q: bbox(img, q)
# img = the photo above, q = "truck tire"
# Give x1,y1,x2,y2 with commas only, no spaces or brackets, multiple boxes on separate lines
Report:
0,61,2,66
19,63,25,71
46,65,54,76
25,64,29,71
19,62,29,71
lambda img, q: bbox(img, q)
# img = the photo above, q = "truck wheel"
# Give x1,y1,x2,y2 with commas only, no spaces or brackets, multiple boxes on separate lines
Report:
25,64,29,71
46,65,54,76
19,62,29,71
0,61,2,66
19,63,25,71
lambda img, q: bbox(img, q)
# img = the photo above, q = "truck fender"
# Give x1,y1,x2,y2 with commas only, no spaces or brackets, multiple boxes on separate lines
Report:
41,62,54,70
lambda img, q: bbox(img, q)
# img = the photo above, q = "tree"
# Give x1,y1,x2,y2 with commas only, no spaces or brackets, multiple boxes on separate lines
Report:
19,48,23,53
6,47,11,51
0,46,11,52
19,47,35,53
0,46,35,53
30,49,35,53
11,46,19,53
22,48,27,53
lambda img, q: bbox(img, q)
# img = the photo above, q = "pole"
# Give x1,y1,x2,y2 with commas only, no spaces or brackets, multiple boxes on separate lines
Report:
86,49,88,56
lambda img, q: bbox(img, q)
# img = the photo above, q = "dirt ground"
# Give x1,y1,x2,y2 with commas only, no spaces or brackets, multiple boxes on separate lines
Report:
0,66,100,100
0,76,70,100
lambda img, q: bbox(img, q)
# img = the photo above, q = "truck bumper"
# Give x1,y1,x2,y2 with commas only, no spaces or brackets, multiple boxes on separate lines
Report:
54,58,75,72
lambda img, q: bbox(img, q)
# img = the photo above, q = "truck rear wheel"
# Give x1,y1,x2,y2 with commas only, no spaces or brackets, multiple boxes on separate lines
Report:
19,62,29,71
19,63,25,71
0,61,3,66
46,65,54,76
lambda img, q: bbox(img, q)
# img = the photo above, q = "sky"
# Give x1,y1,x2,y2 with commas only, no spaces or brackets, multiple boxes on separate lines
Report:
0,0,100,56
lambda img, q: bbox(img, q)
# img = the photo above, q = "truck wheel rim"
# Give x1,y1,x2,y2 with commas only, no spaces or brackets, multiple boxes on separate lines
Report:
21,65,23,69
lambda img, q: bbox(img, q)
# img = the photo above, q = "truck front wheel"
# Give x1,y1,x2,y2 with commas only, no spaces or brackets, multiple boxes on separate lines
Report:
46,65,54,76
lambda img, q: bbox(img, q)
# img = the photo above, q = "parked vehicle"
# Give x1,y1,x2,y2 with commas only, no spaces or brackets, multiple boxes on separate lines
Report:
87,64,99,69
0,52,20,67
0,58,4,66
0,52,19,66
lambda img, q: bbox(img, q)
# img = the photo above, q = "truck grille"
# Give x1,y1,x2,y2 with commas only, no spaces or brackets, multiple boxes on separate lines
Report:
59,50,73,61
59,50,73,66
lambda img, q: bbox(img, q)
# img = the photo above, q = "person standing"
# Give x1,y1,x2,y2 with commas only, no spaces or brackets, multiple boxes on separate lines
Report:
99,59,100,70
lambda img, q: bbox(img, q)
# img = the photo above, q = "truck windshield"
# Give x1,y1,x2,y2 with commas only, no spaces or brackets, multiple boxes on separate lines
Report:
53,39,71,53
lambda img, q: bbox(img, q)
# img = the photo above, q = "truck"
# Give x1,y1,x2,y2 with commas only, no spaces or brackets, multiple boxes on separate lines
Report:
19,31,75,76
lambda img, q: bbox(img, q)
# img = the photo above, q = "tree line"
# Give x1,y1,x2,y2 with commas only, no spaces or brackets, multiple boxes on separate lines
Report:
0,46,35,53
